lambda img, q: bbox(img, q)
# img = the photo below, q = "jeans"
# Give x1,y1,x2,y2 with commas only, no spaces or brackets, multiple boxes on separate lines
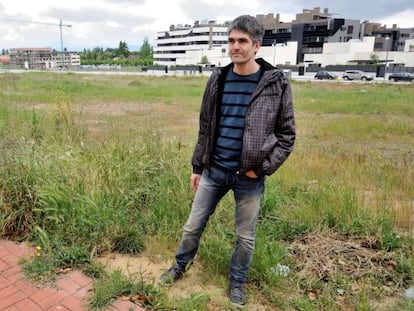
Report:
175,165,265,283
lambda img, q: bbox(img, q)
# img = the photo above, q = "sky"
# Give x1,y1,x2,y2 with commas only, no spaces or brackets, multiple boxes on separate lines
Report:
1,0,413,52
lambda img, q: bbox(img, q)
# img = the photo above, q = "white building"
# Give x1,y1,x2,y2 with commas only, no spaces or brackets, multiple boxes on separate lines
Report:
50,52,80,69
404,38,414,52
304,37,414,67
153,21,228,66
154,21,298,67
257,42,298,66
174,41,298,67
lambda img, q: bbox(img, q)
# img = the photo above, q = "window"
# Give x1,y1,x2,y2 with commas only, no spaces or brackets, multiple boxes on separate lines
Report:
347,25,354,35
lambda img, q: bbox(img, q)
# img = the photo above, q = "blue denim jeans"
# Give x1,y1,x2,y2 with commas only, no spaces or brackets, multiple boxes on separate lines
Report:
175,165,265,283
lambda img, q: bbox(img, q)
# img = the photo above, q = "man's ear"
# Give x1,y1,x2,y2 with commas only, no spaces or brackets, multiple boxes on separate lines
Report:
254,41,261,54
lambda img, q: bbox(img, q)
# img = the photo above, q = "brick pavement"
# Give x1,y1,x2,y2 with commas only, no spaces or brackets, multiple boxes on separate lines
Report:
0,240,144,311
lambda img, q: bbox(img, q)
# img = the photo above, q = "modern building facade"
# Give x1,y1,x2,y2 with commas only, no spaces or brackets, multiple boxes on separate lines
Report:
153,20,228,66
153,7,413,68
9,48,80,70
371,25,414,52
304,36,414,68
257,7,375,64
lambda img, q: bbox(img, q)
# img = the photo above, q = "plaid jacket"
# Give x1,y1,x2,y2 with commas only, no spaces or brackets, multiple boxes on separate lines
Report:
191,58,295,177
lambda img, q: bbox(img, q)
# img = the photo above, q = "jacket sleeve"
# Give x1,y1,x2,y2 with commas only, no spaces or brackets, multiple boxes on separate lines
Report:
257,75,295,177
191,74,216,174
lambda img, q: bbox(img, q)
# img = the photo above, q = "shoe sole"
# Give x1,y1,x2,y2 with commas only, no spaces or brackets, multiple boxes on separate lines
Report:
231,301,245,309
159,275,180,287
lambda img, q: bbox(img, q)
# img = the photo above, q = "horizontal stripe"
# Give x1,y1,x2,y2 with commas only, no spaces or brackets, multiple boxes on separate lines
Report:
218,124,244,130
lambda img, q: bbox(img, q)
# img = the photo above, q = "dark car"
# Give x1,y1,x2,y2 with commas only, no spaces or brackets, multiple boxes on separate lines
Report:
388,72,414,82
314,70,337,80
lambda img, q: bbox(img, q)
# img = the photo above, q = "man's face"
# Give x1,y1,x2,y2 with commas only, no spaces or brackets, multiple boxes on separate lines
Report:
228,29,260,65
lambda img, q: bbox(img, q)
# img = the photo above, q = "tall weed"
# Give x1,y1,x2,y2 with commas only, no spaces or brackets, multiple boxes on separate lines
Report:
1,73,413,310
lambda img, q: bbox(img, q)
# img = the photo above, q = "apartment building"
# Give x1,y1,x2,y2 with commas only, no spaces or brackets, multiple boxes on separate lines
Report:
153,8,375,66
153,7,413,68
153,20,228,66
372,25,414,52
257,7,371,64
9,47,80,70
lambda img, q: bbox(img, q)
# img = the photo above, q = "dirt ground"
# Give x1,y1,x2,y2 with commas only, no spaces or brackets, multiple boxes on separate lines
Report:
96,252,273,310
95,231,410,310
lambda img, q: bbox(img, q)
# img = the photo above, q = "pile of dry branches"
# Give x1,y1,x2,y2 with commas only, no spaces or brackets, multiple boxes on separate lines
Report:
291,233,398,285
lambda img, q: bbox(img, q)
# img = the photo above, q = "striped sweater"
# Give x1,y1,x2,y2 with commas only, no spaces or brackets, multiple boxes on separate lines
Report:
213,69,261,171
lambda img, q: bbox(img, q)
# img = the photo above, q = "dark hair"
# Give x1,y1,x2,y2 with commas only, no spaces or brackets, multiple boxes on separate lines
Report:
227,15,265,44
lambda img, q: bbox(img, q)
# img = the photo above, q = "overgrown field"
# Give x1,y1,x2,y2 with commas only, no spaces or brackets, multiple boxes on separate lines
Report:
0,72,413,310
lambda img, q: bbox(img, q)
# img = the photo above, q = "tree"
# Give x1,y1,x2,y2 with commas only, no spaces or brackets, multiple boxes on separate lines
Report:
138,37,153,65
201,55,209,64
139,37,152,59
370,52,380,65
118,41,130,58
78,40,153,66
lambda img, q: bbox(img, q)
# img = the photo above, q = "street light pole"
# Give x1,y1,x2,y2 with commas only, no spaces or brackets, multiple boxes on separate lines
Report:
384,37,389,80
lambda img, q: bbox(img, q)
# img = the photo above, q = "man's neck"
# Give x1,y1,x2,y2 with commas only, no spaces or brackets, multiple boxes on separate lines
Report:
233,60,260,76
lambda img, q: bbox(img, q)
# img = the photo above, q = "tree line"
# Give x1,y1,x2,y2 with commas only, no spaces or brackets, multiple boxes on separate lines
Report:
77,38,153,66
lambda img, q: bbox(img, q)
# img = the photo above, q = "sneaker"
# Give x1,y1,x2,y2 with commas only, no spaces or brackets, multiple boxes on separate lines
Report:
229,281,246,308
159,263,185,286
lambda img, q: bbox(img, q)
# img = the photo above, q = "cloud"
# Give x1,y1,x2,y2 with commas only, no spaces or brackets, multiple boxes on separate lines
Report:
179,0,262,23
103,0,145,4
44,5,154,25
258,0,414,22
0,0,412,51
3,2,156,49
379,8,414,28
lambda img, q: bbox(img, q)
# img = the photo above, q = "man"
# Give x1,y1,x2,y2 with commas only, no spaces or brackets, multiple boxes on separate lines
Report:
160,15,295,308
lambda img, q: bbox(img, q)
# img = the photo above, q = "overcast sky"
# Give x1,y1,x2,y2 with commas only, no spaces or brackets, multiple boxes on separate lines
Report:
1,0,413,51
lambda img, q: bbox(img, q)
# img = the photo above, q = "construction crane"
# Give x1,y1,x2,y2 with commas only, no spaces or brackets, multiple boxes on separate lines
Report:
7,18,72,68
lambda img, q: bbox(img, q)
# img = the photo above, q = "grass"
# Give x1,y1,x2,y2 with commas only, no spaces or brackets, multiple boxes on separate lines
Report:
1,72,414,310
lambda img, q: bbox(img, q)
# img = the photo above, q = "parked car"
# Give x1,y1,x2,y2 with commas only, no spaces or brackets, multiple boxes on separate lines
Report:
388,72,414,82
342,70,374,81
314,70,337,80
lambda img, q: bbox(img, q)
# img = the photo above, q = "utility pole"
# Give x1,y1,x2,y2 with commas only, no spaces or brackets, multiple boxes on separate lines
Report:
384,36,390,80
7,18,72,68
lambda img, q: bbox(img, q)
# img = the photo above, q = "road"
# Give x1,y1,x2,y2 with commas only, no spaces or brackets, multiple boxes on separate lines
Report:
1,68,411,84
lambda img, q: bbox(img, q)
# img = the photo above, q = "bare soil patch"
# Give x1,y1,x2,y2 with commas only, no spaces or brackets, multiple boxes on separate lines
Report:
21,101,198,141
96,252,273,310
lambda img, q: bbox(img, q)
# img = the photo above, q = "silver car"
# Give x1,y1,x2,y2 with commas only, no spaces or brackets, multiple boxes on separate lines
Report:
342,70,374,81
